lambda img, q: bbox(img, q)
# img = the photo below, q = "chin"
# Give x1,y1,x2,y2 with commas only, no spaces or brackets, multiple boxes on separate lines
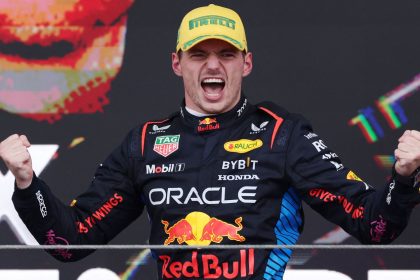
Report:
199,103,227,115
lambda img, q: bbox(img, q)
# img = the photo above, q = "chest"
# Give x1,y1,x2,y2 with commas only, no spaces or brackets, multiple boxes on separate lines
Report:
137,119,288,213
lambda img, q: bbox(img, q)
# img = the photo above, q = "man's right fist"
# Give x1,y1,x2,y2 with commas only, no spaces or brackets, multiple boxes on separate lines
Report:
0,134,33,189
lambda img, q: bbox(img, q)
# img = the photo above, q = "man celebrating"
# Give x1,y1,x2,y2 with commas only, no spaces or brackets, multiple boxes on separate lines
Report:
1,4,420,280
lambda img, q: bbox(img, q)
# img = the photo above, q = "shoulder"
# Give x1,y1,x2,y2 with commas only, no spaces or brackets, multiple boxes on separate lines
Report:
252,101,316,151
126,111,180,159
255,101,309,125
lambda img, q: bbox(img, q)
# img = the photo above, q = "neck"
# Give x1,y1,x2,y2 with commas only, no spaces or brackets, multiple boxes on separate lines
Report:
185,106,216,117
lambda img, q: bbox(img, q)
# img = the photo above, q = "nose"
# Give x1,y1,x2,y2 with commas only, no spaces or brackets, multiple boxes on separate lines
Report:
206,53,221,70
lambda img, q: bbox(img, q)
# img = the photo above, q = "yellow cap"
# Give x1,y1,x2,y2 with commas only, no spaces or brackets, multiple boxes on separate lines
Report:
176,4,248,52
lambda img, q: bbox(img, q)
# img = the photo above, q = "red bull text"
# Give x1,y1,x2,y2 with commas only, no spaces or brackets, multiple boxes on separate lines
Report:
198,118,220,132
160,249,255,279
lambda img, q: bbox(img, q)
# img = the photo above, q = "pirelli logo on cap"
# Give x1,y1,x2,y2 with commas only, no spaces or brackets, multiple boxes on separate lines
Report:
189,15,236,30
224,139,263,154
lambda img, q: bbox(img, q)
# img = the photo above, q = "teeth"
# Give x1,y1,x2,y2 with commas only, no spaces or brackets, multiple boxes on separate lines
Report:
203,78,224,84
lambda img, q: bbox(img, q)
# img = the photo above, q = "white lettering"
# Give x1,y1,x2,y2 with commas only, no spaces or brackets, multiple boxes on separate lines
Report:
217,174,260,181
146,163,185,174
312,140,327,152
304,132,318,140
167,188,183,204
202,188,220,204
386,180,395,205
236,98,247,116
184,188,204,204
238,186,257,203
221,159,258,170
221,187,238,204
149,188,166,205
322,152,338,160
148,186,258,205
330,161,344,171
35,190,47,218
222,161,230,169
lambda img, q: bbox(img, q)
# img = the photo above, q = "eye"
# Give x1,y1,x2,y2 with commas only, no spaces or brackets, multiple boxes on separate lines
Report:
220,51,237,58
189,52,206,59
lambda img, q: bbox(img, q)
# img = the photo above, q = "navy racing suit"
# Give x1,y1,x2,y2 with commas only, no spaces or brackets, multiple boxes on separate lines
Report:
12,96,420,279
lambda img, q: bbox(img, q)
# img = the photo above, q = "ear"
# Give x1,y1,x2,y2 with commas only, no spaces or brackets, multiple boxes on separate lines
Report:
172,52,182,77
242,52,253,77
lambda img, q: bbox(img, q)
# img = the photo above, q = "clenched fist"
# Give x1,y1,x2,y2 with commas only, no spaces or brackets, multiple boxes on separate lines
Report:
0,134,33,189
395,130,420,177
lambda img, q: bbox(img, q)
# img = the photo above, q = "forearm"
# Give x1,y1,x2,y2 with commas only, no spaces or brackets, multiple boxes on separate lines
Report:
12,175,99,261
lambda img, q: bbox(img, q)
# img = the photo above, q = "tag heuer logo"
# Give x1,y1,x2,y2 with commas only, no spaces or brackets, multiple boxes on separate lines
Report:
153,135,180,157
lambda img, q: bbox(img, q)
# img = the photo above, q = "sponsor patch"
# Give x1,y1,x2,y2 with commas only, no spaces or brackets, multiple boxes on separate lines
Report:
224,139,263,154
237,98,248,117
304,132,318,140
45,230,72,260
76,193,123,234
312,139,327,152
250,121,269,134
153,135,180,157
222,158,258,170
198,117,220,132
330,160,344,171
162,211,245,246
218,174,260,181
149,124,171,135
160,249,254,279
322,152,338,160
347,170,370,190
36,190,47,218
347,171,363,181
386,180,395,205
309,188,364,219
149,186,257,205
146,163,185,174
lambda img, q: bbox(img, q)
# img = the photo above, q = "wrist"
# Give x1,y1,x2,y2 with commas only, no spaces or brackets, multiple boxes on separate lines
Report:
394,167,420,193
393,164,418,186
15,176,33,190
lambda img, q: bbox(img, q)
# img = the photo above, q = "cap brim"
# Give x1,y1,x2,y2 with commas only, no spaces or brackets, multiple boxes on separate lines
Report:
178,34,247,52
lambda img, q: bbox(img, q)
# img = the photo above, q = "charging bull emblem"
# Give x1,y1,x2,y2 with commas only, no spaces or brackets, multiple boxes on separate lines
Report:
162,212,246,246
161,219,196,245
200,217,245,243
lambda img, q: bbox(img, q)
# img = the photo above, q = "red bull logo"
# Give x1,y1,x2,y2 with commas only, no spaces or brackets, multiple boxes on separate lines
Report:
198,118,220,132
162,219,196,245
162,212,245,246
200,217,245,243
199,117,217,125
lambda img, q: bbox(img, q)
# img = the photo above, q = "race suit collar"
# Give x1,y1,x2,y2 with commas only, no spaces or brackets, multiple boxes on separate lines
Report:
180,95,250,133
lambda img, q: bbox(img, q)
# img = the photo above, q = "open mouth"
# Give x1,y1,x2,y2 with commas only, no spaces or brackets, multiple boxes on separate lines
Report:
0,40,74,60
201,78,225,98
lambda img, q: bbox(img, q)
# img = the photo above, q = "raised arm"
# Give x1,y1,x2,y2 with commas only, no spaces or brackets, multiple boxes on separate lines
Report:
1,129,144,261
285,116,420,244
